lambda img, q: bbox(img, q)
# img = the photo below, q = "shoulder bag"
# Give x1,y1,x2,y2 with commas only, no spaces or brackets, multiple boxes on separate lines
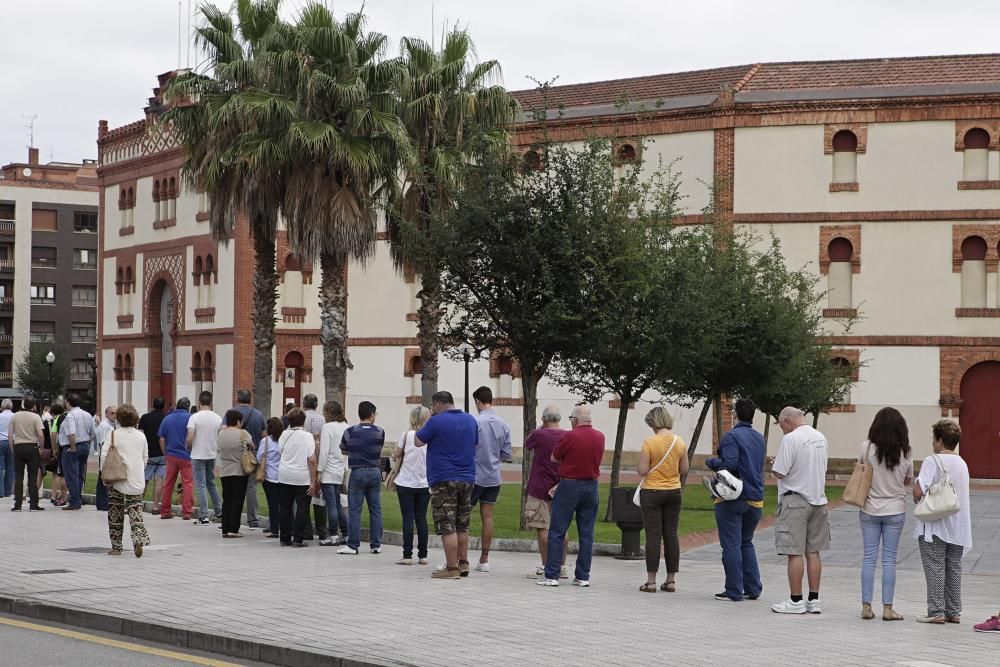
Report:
102,430,129,483
843,441,874,508
255,438,269,482
914,454,961,522
240,431,258,475
633,435,678,507
386,431,409,492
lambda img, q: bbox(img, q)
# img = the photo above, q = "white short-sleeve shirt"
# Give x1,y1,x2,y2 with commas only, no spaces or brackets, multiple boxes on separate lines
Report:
772,425,829,506
913,452,972,549
187,409,223,460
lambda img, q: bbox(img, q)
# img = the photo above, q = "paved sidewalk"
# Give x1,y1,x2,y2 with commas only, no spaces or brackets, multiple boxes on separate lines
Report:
1,495,999,666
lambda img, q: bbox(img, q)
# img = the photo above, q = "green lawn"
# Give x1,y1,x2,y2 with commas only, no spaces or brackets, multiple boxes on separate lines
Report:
82,473,844,543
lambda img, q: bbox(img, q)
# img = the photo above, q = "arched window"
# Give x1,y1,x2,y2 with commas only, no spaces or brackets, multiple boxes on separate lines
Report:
152,180,161,201
193,256,203,288
284,254,300,272
615,143,637,164
203,351,214,382
831,356,853,404
497,356,514,376
827,238,854,309
205,254,214,277
831,130,858,183
116,267,124,294
409,355,423,397
523,150,542,172
168,177,177,198
961,235,988,307
127,187,135,207
125,266,132,291
963,128,990,181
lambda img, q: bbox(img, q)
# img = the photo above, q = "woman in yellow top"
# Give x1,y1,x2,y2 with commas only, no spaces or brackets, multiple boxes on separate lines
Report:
637,406,688,592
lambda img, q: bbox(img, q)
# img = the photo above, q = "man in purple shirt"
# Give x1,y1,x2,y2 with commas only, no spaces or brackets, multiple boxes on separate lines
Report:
523,405,568,579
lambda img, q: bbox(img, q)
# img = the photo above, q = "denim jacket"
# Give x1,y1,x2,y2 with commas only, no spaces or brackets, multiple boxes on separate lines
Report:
706,422,765,502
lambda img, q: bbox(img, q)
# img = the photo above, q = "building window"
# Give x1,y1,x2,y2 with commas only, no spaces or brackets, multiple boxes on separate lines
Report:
827,237,854,309
831,356,853,405
30,284,55,305
71,323,96,343
32,209,58,231
960,235,988,307
31,246,57,268
72,285,97,307
831,130,858,184
69,359,91,382
73,211,97,233
29,321,55,343
962,128,991,181
73,248,96,270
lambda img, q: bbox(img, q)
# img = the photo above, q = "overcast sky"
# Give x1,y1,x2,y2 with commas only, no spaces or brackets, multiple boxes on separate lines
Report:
1,0,998,164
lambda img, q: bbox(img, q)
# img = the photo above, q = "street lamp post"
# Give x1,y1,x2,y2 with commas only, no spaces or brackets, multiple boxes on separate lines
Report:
458,342,475,413
45,351,55,409
87,352,97,413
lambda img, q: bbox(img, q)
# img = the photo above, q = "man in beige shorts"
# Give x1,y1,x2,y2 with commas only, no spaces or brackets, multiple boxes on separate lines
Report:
523,405,569,578
770,407,831,615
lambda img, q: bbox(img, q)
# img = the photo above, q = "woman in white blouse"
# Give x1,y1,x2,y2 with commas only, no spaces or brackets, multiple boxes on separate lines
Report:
317,401,349,546
393,406,431,565
277,408,318,547
913,419,972,625
99,404,150,557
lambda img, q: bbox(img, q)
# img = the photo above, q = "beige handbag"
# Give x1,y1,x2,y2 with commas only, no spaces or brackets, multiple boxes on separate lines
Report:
101,431,129,483
255,437,269,482
843,441,874,507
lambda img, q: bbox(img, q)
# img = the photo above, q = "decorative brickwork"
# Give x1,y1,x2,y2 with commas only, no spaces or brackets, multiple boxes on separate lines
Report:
956,308,1000,317
119,226,134,236
819,224,861,274
824,124,868,154
713,127,735,226
954,120,1000,150
403,348,422,377
829,182,859,192
823,308,859,318
611,139,642,166
405,312,419,322
830,348,861,381
493,397,525,407
194,307,216,324
488,351,522,378
952,224,1000,272
117,315,134,328
608,399,636,409
281,307,306,323
957,180,1000,190
939,346,1000,416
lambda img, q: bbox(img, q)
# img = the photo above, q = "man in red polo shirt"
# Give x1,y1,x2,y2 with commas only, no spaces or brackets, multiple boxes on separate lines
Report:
537,404,605,588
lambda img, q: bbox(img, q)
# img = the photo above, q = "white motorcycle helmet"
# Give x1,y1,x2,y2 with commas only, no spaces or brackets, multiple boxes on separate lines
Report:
704,470,743,501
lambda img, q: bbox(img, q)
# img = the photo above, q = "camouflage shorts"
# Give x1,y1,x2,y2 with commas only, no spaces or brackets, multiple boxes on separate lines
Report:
430,481,474,535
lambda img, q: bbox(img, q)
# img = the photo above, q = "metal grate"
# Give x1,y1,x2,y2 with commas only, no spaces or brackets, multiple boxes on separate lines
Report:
21,569,73,575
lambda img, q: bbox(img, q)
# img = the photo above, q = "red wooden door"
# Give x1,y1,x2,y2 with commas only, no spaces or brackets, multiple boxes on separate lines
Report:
959,361,1000,478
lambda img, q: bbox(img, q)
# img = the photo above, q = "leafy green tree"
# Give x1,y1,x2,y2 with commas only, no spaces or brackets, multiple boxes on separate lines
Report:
164,0,290,414
14,345,69,405
388,29,517,405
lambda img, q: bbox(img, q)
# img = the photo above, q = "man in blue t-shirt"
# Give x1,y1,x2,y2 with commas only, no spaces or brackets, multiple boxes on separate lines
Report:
337,401,386,555
415,390,478,579
157,397,194,520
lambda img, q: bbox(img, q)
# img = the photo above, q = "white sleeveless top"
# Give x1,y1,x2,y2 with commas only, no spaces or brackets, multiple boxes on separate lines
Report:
394,430,428,489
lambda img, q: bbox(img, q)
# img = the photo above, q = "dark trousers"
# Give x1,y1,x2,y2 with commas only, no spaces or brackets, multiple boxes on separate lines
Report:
312,502,329,540
95,472,110,510
12,444,40,509
640,488,682,574
715,499,763,600
220,475,249,534
396,485,431,559
278,483,310,544
262,479,281,534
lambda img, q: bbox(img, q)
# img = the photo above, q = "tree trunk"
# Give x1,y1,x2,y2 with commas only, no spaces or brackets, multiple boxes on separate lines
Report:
713,393,723,454
603,398,632,522
251,232,277,415
518,371,540,530
812,411,820,428
687,398,713,465
417,266,442,406
762,415,771,475
319,252,352,406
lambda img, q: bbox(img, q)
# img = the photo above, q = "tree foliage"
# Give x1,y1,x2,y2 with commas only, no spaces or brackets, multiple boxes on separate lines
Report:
14,345,69,404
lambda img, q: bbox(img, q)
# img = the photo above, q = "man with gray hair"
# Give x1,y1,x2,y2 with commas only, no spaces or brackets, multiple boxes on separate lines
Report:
538,404,605,588
770,406,830,615
0,399,14,497
523,404,569,578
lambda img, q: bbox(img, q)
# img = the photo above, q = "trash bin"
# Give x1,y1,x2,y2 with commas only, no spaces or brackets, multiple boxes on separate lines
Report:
610,487,644,560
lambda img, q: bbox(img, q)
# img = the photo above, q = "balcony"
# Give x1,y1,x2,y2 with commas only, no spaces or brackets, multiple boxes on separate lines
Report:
0,372,11,386
0,297,11,310
0,335,11,347
0,259,13,272
0,220,13,235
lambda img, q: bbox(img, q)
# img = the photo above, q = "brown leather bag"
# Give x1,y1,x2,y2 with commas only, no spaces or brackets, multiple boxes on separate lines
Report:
843,442,874,507
101,431,129,483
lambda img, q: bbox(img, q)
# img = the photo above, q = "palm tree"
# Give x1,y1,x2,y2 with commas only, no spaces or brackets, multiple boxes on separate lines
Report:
163,0,291,414
279,4,409,404
388,30,517,405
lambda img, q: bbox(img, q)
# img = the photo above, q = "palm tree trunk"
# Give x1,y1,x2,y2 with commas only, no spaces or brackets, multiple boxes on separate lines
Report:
603,398,632,522
518,370,540,530
319,252,352,406
252,232,277,415
417,265,442,405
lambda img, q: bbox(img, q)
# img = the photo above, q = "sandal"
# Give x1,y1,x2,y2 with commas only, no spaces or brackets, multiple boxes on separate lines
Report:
661,581,676,593
639,583,657,593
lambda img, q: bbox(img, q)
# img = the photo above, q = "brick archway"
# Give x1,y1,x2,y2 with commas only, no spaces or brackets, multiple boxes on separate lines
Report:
146,276,180,406
939,346,1000,416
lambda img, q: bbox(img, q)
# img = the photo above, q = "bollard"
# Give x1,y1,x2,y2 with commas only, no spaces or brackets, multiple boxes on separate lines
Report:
610,486,645,560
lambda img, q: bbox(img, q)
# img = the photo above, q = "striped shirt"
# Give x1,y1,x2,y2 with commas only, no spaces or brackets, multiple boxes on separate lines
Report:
58,407,97,446
303,410,325,442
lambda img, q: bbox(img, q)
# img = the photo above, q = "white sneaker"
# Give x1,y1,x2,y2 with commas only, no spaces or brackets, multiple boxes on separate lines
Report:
337,546,358,555
527,566,545,579
475,562,490,573
572,579,590,587
371,547,381,554
771,599,806,614
536,578,559,587
806,599,822,614
559,565,569,579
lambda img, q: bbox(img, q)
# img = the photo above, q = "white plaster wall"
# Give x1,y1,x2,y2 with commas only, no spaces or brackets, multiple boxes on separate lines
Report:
100,348,118,408
131,347,150,412
639,131,715,214
174,346,195,406
734,122,1000,213
213,344,234,409
101,256,118,334
850,347,940,407
347,243,416,338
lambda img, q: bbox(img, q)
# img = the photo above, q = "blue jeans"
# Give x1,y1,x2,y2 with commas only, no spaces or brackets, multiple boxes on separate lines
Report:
545,479,599,581
714,499,763,600
61,442,90,508
860,510,906,605
0,441,13,496
192,459,222,520
347,467,382,550
321,482,347,537
396,485,431,559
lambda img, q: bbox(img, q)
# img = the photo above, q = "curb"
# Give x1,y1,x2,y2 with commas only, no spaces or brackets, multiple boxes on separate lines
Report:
0,593,391,667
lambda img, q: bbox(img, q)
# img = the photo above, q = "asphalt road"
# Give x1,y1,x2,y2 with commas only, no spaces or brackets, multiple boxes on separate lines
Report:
0,613,264,667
